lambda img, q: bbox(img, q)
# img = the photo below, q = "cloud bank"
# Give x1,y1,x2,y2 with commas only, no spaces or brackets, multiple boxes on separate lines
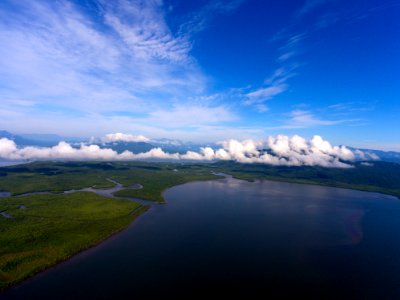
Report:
102,133,150,143
0,135,378,168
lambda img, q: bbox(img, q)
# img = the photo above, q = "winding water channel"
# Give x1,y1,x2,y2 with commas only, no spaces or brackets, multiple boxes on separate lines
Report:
0,178,154,219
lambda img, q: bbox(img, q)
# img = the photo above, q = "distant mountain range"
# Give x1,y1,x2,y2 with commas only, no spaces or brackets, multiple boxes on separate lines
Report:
357,148,400,164
0,130,211,154
100,139,212,154
1,130,399,163
0,131,85,147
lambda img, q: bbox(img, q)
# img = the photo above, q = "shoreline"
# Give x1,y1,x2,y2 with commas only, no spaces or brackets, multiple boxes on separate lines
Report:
1,173,398,202
229,174,400,200
1,171,399,291
0,176,221,292
0,204,150,293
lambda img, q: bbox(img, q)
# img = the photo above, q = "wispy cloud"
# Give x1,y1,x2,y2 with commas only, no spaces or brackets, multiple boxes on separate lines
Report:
145,104,237,128
266,109,362,130
296,0,331,17
101,0,191,63
0,0,208,119
0,0,388,146
0,0,253,140
243,85,287,112
178,0,244,36
284,109,345,128
244,0,336,114
277,33,306,62
241,23,305,112
328,102,376,113
242,65,298,112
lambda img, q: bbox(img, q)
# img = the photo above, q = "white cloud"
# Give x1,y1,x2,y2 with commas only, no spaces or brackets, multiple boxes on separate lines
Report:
296,0,330,17
102,133,150,143
0,112,259,143
270,109,358,129
277,33,305,62
146,104,237,127
102,0,191,63
243,65,297,112
0,0,206,117
288,109,341,127
354,149,379,161
0,138,128,161
0,135,377,168
245,85,287,103
243,82,287,112
178,0,245,36
0,0,249,140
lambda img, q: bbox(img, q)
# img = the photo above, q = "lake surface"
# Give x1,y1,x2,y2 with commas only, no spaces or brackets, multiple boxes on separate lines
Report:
3,177,400,299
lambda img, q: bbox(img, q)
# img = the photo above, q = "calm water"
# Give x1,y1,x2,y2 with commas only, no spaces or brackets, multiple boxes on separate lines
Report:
3,177,400,299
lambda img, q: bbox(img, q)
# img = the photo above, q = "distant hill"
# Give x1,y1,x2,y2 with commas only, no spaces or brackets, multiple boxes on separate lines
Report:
151,138,213,153
359,149,400,164
102,141,155,154
0,130,46,146
0,130,84,147
100,138,213,154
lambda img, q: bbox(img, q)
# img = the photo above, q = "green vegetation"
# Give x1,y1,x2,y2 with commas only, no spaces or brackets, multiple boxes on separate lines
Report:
212,161,400,198
113,170,219,202
0,162,115,195
0,161,219,290
0,162,219,202
0,192,146,290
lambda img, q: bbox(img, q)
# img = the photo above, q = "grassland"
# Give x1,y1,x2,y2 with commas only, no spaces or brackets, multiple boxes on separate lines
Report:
0,192,146,290
0,163,115,195
0,161,219,202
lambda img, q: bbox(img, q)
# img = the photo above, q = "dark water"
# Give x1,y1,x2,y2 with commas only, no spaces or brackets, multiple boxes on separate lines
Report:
3,178,400,299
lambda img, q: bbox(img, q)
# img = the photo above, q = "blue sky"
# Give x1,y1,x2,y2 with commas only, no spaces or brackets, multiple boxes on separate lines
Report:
0,0,399,150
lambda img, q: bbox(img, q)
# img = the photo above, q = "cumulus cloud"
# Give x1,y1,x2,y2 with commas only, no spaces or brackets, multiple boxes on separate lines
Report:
0,135,378,168
102,133,150,143
354,149,379,161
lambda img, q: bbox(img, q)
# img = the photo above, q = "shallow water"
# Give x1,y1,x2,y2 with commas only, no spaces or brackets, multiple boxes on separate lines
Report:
3,177,400,299
0,211,13,219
